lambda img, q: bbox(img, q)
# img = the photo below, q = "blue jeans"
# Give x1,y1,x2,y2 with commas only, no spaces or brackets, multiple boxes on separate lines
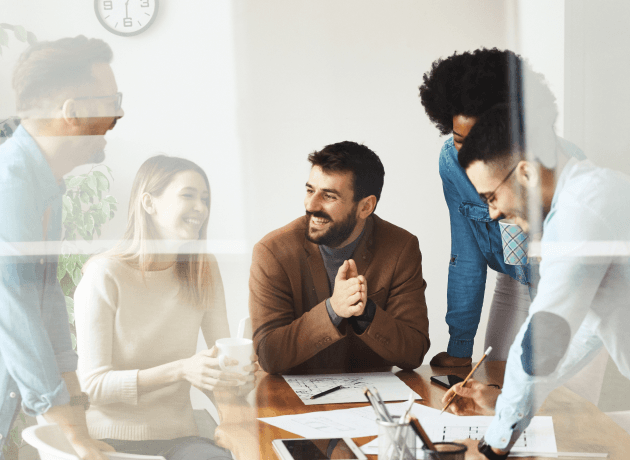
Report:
102,437,232,460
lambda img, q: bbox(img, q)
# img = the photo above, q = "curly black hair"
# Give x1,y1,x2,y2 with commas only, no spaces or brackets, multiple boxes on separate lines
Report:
458,103,524,170
419,48,556,135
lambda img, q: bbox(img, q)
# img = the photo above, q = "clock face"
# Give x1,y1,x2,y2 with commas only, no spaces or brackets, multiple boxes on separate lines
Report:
94,0,159,36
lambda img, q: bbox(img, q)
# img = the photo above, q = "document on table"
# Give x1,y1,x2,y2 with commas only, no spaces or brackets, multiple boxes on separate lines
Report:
258,402,452,439
282,372,421,405
360,415,558,457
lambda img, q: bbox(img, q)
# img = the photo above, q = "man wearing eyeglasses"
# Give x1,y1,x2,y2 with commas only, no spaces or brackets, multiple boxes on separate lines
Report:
443,103,630,460
0,36,123,460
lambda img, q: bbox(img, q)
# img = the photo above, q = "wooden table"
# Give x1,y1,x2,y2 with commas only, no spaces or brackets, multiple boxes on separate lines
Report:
214,362,630,459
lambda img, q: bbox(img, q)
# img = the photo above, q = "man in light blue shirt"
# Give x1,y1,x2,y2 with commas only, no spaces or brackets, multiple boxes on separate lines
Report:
445,103,630,459
0,36,123,460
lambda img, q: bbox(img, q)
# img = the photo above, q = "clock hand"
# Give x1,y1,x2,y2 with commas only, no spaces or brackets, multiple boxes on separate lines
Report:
125,0,130,17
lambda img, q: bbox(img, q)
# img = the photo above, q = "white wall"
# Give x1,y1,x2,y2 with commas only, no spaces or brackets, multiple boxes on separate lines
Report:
1,0,567,363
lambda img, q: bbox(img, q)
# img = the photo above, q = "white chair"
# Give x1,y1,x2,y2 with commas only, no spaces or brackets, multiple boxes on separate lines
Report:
22,424,165,460
237,316,252,340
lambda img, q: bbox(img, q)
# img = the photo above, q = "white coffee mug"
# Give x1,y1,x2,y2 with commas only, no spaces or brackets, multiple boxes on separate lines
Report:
216,338,253,379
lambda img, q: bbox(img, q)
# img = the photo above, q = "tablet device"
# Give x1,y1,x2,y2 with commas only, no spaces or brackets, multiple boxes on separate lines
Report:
271,438,367,460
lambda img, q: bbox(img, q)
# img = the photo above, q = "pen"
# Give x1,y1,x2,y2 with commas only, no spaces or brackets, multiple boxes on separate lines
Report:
441,346,492,415
408,416,436,451
310,385,343,400
363,388,388,421
372,387,394,422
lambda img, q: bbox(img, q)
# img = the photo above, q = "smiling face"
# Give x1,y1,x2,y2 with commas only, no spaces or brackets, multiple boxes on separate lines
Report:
304,166,361,248
146,170,210,241
465,159,530,231
452,114,478,151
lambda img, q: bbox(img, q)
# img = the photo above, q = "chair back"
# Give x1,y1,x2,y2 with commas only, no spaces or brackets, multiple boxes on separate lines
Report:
22,424,166,460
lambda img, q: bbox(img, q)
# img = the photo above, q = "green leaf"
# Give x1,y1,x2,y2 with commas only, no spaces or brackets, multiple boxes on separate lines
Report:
102,201,111,219
62,195,73,212
65,259,76,275
96,227,101,237
62,207,67,222
104,165,115,181
86,214,95,234
65,296,75,325
71,266,82,286
80,192,89,204
71,333,77,350
13,25,27,42
94,171,110,191
26,31,37,44
86,175,98,194
57,263,66,281
110,204,118,212
67,176,86,189
104,195,117,204
0,27,8,46
99,210,108,223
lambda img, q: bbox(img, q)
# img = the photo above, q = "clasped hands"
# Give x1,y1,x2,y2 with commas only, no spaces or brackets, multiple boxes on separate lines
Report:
441,379,508,459
330,259,367,318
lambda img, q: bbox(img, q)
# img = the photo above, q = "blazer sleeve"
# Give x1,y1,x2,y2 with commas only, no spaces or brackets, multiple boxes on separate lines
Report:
356,234,430,370
249,242,345,374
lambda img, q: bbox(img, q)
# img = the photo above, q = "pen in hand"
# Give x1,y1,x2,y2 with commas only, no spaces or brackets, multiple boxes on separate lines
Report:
441,346,492,414
310,385,343,400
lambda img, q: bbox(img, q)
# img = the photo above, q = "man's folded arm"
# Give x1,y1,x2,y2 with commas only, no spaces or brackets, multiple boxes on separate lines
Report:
356,235,430,369
0,258,73,415
249,243,345,374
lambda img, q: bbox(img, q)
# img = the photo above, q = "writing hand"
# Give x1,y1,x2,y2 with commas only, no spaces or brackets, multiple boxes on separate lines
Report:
441,379,500,416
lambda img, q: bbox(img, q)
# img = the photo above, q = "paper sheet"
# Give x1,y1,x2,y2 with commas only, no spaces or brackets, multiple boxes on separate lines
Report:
282,372,421,405
360,416,558,457
258,402,451,439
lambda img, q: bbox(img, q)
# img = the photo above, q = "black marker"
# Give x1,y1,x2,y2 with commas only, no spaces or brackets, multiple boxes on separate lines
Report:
310,385,343,400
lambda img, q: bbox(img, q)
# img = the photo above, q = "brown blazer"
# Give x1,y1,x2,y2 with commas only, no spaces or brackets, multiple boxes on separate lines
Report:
249,214,430,374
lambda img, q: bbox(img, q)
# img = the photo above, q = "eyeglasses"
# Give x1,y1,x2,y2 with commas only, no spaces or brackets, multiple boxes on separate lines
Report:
480,164,518,207
74,92,123,112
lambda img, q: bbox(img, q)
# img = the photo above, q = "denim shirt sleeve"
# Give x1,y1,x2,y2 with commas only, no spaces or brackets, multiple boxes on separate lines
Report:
439,142,489,358
0,179,72,417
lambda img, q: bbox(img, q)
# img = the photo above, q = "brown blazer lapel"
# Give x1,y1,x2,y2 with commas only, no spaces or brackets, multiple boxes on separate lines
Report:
304,238,331,302
353,215,374,276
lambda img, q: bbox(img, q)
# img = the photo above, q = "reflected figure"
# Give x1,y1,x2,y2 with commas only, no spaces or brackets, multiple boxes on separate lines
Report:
446,103,630,459
249,141,430,374
75,156,253,460
419,49,586,366
0,36,122,460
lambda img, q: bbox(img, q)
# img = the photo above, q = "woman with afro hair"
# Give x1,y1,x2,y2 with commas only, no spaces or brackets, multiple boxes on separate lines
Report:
419,48,585,367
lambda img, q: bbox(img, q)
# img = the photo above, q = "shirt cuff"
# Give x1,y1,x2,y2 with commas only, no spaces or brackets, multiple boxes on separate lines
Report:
21,379,71,417
349,298,376,335
446,338,474,358
325,298,343,328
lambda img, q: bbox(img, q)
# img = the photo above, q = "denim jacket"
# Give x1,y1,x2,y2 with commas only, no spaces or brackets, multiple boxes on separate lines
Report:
0,126,77,453
439,137,531,358
439,137,586,359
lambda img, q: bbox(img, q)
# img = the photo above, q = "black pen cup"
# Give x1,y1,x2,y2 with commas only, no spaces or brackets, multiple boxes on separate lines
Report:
422,441,467,459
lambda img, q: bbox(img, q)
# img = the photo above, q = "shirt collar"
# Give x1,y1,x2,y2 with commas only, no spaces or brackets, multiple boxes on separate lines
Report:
12,125,66,209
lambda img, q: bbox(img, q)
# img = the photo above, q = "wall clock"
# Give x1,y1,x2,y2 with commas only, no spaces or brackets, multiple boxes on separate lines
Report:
94,0,159,37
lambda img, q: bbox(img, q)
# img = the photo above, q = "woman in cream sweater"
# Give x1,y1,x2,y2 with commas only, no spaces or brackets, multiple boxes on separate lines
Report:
75,155,251,459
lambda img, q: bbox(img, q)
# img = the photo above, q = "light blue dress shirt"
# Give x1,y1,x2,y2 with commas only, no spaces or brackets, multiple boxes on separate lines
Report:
0,126,77,454
484,158,630,450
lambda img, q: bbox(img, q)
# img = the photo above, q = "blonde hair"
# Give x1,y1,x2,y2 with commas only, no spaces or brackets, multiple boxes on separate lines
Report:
91,155,213,308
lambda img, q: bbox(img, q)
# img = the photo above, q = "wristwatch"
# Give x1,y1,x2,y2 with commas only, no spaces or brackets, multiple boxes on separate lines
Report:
478,439,509,460
69,392,91,411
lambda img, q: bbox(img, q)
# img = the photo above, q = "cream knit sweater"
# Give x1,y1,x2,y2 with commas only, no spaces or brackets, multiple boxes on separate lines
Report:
74,256,229,440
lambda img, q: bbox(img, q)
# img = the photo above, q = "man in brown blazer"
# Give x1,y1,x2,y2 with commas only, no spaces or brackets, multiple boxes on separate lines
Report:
249,141,430,374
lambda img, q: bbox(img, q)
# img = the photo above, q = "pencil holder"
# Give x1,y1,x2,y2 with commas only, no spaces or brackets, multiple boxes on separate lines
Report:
376,416,415,460
422,442,467,459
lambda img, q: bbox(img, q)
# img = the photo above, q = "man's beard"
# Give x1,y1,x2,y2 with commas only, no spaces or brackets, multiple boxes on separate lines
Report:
304,206,358,248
